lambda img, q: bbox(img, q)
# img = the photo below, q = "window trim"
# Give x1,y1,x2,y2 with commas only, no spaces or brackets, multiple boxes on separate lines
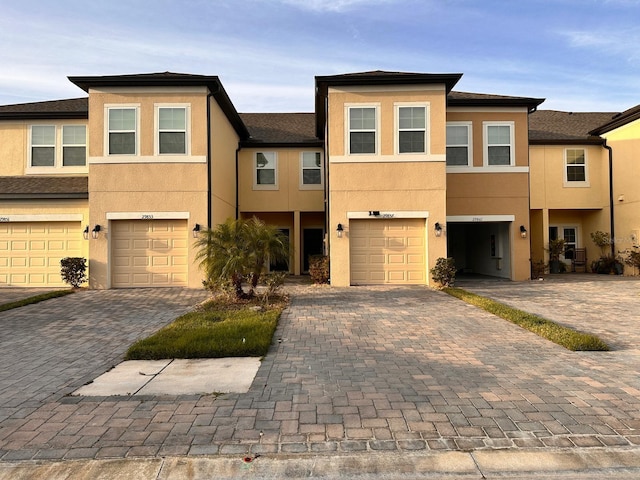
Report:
564,148,590,187
345,104,380,156
62,125,87,167
446,121,473,167
483,121,515,167
299,151,324,190
154,104,190,156
395,103,429,155
105,104,140,157
27,124,88,174
253,151,278,190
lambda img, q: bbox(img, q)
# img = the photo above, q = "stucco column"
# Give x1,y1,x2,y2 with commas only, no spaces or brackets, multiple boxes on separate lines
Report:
294,210,301,275
542,208,550,263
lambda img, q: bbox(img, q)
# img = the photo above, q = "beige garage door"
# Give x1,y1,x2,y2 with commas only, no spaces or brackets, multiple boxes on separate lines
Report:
350,218,426,285
111,220,188,288
0,222,82,287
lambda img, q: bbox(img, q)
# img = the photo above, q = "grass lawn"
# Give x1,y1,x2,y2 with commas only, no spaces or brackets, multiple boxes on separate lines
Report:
125,295,287,360
0,289,75,313
444,287,609,351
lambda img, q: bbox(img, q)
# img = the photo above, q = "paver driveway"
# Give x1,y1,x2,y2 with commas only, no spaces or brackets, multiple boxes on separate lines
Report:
0,280,639,462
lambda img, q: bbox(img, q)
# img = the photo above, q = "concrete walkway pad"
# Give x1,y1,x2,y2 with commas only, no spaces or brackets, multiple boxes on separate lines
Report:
73,358,261,396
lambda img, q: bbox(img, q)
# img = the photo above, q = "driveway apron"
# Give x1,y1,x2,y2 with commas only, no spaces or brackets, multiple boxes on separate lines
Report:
0,282,639,461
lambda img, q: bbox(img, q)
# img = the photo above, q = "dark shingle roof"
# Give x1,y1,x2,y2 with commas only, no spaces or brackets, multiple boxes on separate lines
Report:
589,104,640,136
0,176,88,199
0,98,88,119
529,110,618,144
240,113,320,146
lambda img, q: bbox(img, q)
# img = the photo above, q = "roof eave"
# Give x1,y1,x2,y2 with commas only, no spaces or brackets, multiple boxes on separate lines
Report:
0,111,87,120
448,98,545,110
589,111,640,136
240,140,324,148
529,137,605,146
0,193,88,200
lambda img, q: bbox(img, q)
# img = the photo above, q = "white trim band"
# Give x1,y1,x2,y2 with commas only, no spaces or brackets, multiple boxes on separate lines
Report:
447,215,515,222
0,214,83,222
347,211,430,219
106,212,190,220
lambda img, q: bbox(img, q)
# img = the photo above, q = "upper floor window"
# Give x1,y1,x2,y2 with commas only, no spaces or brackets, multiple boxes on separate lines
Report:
62,126,87,166
348,106,377,154
31,126,56,166
565,148,587,183
397,106,426,154
484,122,514,166
29,125,86,171
300,151,323,189
108,107,137,155
157,106,187,155
254,152,278,190
446,123,472,166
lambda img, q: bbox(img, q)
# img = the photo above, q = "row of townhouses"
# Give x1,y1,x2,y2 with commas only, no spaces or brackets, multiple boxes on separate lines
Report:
0,70,638,288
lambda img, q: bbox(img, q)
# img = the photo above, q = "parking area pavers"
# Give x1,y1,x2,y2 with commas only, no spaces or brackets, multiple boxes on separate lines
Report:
0,278,639,463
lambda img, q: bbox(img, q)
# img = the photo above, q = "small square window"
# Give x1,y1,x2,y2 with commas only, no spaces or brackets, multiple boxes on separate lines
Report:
566,149,586,182
300,152,323,188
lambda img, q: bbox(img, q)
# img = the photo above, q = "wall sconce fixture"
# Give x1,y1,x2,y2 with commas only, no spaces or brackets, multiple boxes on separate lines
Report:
83,226,89,240
434,222,443,237
192,223,201,238
520,225,527,239
336,223,344,238
91,225,101,239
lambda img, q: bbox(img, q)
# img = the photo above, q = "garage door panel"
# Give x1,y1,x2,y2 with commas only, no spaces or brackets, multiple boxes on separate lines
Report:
0,221,80,287
111,219,188,288
350,218,426,285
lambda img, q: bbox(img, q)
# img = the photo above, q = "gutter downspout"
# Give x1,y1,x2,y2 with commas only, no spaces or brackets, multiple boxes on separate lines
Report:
323,95,330,256
206,90,215,229
235,145,241,220
604,140,615,256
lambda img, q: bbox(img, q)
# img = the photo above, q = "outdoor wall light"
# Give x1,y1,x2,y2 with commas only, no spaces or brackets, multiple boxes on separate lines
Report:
192,223,201,238
520,225,528,239
83,225,89,240
434,222,443,237
91,225,101,239
336,223,344,238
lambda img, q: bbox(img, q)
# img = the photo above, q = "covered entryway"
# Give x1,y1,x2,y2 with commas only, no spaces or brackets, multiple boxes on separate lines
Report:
0,221,82,287
447,219,512,279
350,218,426,285
111,220,188,288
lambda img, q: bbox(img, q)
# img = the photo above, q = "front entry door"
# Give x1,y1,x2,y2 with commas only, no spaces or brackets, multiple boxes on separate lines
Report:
303,228,324,273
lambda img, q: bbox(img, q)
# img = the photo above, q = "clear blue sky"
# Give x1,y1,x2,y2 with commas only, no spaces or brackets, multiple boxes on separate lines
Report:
1,0,638,113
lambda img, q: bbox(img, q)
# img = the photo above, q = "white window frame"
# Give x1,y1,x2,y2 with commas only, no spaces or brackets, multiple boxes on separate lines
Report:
395,103,429,155
345,104,380,156
564,148,589,187
483,121,515,167
253,151,278,190
27,124,88,174
154,104,190,156
299,151,324,190
62,125,87,167
446,121,473,167
105,105,140,156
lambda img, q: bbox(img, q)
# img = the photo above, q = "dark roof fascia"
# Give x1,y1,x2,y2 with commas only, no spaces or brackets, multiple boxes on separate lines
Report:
314,72,463,138
68,74,250,139
240,140,324,149
589,107,640,136
0,111,87,120
447,97,545,110
529,137,605,146
0,193,88,200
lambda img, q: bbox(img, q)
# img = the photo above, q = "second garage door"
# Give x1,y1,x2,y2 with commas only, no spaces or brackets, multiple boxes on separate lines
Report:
111,220,188,288
0,221,82,287
350,218,426,285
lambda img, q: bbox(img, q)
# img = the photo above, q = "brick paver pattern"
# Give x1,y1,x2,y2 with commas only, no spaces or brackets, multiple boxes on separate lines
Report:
0,278,639,461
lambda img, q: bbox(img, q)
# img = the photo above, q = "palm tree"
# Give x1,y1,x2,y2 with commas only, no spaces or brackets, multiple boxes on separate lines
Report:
194,217,289,299
244,217,289,294
194,218,249,299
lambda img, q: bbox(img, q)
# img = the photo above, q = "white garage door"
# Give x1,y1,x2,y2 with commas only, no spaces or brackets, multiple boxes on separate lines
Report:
350,218,426,285
111,220,188,288
0,222,82,287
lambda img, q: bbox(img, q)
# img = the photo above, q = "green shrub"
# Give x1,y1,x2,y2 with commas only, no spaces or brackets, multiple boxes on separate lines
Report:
430,257,456,288
60,257,87,288
309,255,329,284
